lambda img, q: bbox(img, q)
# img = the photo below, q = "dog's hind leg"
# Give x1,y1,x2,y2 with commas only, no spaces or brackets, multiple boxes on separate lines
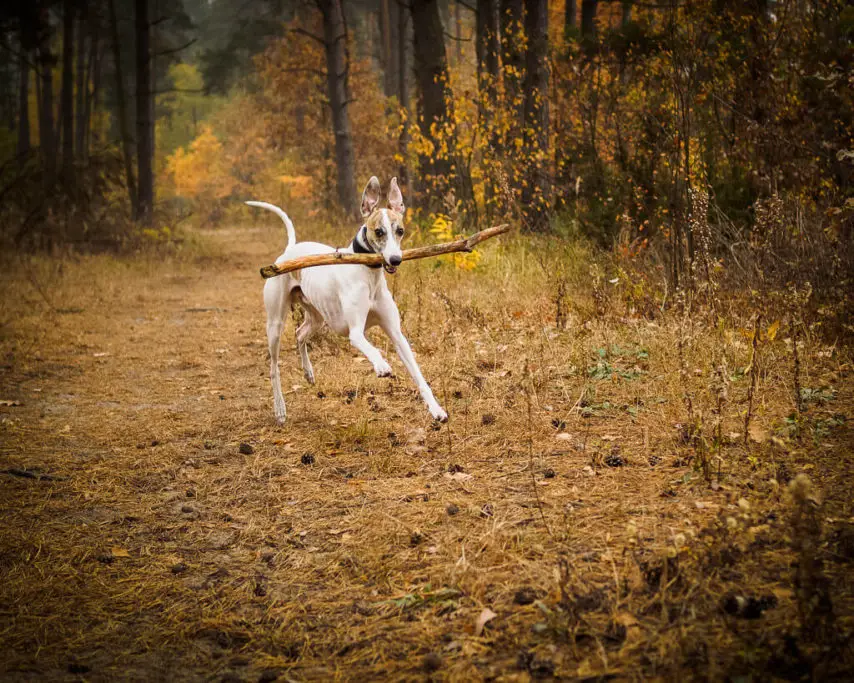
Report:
264,280,291,424
295,301,322,385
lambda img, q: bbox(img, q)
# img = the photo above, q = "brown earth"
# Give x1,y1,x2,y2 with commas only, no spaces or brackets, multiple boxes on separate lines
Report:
1,223,852,681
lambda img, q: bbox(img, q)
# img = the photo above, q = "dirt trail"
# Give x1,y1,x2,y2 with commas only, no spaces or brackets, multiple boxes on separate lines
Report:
1,226,852,681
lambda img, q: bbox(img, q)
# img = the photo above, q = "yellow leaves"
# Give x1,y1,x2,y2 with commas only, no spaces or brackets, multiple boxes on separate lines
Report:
767,320,781,341
429,214,454,242
429,215,481,271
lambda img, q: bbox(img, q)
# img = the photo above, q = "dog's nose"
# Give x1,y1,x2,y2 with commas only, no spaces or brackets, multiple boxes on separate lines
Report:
389,255,402,267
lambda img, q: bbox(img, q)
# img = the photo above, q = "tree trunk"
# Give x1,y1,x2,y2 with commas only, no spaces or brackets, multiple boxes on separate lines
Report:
476,0,499,98
17,58,31,161
37,46,57,186
83,21,99,156
389,0,400,100
411,0,458,190
135,0,154,223
565,0,577,37
318,0,358,217
381,0,393,96
621,1,632,26
500,0,524,125
61,0,75,183
455,1,463,66
110,0,138,217
397,0,410,188
521,0,550,231
75,12,87,160
581,0,597,39
476,0,500,212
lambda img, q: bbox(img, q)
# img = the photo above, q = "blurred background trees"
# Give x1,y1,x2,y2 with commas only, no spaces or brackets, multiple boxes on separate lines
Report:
0,0,851,299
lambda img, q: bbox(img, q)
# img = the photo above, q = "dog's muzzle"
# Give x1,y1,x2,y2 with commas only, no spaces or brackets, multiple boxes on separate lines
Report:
384,255,402,274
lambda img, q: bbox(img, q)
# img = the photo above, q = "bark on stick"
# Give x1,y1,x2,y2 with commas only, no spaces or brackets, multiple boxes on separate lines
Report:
259,224,511,279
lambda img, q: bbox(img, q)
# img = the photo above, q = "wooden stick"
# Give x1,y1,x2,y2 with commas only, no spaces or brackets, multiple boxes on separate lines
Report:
259,224,511,279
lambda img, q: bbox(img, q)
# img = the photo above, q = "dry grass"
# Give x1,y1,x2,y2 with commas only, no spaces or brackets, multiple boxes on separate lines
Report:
1,220,852,681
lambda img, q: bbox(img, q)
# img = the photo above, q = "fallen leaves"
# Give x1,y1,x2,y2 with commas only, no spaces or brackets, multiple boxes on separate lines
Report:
474,607,497,636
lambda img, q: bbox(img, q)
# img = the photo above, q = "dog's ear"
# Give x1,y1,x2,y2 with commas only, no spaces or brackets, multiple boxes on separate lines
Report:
388,177,406,215
360,176,381,218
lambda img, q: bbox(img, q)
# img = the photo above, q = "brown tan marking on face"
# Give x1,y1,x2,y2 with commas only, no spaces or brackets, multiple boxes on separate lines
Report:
365,209,406,251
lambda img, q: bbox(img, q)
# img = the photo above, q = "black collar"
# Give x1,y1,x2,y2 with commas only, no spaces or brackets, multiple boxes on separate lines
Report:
350,226,382,268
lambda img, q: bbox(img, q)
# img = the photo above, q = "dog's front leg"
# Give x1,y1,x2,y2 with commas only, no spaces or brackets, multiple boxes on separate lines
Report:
343,305,392,376
374,296,448,422
348,328,393,377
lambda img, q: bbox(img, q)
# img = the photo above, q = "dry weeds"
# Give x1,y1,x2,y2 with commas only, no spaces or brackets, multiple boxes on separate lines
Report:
1,221,852,681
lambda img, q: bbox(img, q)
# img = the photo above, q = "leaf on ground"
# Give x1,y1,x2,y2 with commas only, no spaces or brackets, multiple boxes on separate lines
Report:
555,432,572,441
444,471,473,482
0,400,22,406
110,547,130,558
474,607,497,636
406,428,427,444
748,424,769,443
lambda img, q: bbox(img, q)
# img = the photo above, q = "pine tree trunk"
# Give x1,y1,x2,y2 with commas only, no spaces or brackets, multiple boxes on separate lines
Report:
83,22,99,156
397,0,410,188
581,0,598,39
455,1,462,66
37,46,57,186
75,13,87,160
61,1,75,183
621,1,632,26
17,58,31,161
565,0,577,44
110,0,138,217
476,0,499,98
318,0,358,217
500,0,524,124
521,0,550,231
135,0,154,223
411,0,457,185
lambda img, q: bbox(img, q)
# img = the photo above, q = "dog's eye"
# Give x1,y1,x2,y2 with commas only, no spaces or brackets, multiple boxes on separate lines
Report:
375,228,385,238
396,227,404,237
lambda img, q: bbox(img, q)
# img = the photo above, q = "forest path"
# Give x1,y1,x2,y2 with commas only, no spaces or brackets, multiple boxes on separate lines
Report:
1,225,852,680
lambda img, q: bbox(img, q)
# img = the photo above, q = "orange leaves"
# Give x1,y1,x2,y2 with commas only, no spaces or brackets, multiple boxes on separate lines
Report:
166,125,236,203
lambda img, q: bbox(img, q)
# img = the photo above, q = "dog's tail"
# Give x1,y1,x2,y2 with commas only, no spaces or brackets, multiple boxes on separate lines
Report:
245,201,296,249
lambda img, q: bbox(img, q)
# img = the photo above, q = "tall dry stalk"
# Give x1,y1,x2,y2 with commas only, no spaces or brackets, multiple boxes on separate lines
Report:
676,291,696,444
524,356,552,538
791,316,803,417
743,313,761,446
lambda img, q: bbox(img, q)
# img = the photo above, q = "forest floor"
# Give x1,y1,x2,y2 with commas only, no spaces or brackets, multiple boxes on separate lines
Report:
1,220,853,682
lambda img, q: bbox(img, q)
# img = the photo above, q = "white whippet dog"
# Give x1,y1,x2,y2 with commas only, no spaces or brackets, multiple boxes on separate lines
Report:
247,176,448,425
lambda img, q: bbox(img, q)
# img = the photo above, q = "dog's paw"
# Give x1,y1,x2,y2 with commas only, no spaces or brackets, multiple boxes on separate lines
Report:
304,369,316,385
431,406,449,423
274,414,287,426
374,360,393,378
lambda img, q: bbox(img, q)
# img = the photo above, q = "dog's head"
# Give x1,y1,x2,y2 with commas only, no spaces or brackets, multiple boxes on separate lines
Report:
360,176,407,274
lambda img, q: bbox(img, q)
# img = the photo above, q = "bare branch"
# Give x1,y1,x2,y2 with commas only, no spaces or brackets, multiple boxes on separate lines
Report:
155,39,197,58
291,27,327,46
259,224,511,279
